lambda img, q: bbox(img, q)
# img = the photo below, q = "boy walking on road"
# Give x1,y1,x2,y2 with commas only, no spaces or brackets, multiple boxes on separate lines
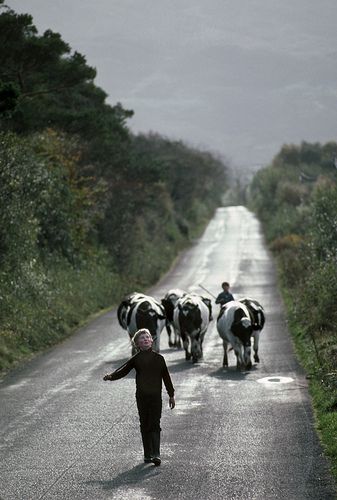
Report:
103,328,175,466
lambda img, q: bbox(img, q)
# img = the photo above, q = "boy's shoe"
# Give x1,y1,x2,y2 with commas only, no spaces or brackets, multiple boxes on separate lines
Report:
144,457,152,463
152,457,161,466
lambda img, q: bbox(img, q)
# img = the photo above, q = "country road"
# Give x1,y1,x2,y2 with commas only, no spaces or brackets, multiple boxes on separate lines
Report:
0,206,335,500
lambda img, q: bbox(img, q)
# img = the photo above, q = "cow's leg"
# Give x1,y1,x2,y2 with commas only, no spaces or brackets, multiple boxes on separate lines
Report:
244,344,252,370
191,332,203,363
234,350,241,370
191,338,199,364
233,342,244,370
253,331,260,362
175,331,182,349
181,332,191,360
167,322,174,347
152,334,160,353
199,333,205,360
222,339,228,367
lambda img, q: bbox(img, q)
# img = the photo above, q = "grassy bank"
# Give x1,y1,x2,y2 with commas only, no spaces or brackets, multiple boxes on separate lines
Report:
277,265,337,483
248,141,337,484
0,208,213,376
0,251,118,373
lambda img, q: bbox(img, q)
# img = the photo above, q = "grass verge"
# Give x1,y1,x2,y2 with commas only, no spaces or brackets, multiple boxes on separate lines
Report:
281,289,337,483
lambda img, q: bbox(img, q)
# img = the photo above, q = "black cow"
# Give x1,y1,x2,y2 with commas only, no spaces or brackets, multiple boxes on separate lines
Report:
173,293,211,363
161,289,186,348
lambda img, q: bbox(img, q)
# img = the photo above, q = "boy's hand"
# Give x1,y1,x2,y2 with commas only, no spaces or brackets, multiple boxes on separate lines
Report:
103,374,112,381
169,396,175,409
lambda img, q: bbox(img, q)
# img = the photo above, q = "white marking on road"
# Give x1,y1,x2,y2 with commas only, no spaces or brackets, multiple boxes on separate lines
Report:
257,376,294,384
112,486,154,499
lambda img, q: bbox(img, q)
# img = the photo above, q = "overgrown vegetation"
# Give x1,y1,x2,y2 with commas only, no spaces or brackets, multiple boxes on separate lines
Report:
0,3,229,372
249,141,337,479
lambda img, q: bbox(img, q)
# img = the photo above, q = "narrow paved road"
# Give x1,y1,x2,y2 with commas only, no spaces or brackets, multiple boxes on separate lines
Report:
0,206,335,500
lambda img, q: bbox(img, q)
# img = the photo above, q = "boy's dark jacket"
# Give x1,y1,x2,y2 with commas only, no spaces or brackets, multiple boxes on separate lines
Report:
215,291,234,305
109,349,174,397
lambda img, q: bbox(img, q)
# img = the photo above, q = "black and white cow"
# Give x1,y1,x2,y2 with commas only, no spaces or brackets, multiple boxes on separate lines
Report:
217,300,252,370
239,297,265,364
217,299,265,370
117,292,166,354
173,293,211,363
117,292,147,330
161,288,186,348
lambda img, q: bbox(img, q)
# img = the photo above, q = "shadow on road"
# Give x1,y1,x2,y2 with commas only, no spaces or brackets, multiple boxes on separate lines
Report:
208,365,258,380
159,347,179,354
85,462,160,493
166,358,200,373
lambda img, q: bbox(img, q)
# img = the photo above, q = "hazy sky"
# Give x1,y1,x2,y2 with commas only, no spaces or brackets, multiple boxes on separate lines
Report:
7,0,337,173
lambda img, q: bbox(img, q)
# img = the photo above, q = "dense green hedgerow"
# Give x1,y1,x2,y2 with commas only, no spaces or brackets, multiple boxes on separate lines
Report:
0,128,228,373
249,140,337,481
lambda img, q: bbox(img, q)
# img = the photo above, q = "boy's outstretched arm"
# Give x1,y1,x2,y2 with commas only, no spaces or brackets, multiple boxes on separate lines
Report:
103,358,134,381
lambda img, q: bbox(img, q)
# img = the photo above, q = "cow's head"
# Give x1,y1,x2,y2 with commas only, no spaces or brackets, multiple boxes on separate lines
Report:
232,317,253,369
161,298,174,322
135,300,165,338
178,297,203,362
179,298,201,324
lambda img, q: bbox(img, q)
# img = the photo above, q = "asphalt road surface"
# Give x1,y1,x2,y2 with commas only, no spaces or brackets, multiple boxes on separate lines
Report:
0,206,336,500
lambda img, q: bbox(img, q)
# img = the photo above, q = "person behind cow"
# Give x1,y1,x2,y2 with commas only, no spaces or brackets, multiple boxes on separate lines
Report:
215,282,234,306
103,328,175,466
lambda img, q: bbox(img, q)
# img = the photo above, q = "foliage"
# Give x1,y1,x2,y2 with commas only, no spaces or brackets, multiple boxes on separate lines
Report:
249,140,337,481
0,3,133,180
249,141,337,359
0,4,230,373
0,249,122,372
99,133,228,272
309,185,337,262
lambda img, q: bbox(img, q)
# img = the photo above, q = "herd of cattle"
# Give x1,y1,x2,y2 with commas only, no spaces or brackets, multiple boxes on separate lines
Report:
117,289,265,370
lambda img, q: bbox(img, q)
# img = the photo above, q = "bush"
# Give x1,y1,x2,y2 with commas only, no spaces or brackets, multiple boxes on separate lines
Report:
0,249,121,372
250,141,337,481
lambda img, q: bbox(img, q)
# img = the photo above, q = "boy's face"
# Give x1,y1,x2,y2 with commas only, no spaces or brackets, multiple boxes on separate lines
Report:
137,332,153,350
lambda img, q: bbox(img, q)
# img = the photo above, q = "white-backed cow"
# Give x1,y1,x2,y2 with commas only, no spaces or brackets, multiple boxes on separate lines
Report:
117,292,166,354
239,297,265,363
217,299,265,370
161,288,186,348
173,293,212,363
117,292,147,330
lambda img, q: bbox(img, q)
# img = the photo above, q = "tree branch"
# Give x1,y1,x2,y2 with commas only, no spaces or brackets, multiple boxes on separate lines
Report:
19,82,81,100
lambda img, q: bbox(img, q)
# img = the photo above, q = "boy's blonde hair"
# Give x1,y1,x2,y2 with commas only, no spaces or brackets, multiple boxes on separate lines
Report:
132,328,153,347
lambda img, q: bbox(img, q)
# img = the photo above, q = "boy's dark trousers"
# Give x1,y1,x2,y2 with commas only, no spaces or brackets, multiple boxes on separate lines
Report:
136,393,162,459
